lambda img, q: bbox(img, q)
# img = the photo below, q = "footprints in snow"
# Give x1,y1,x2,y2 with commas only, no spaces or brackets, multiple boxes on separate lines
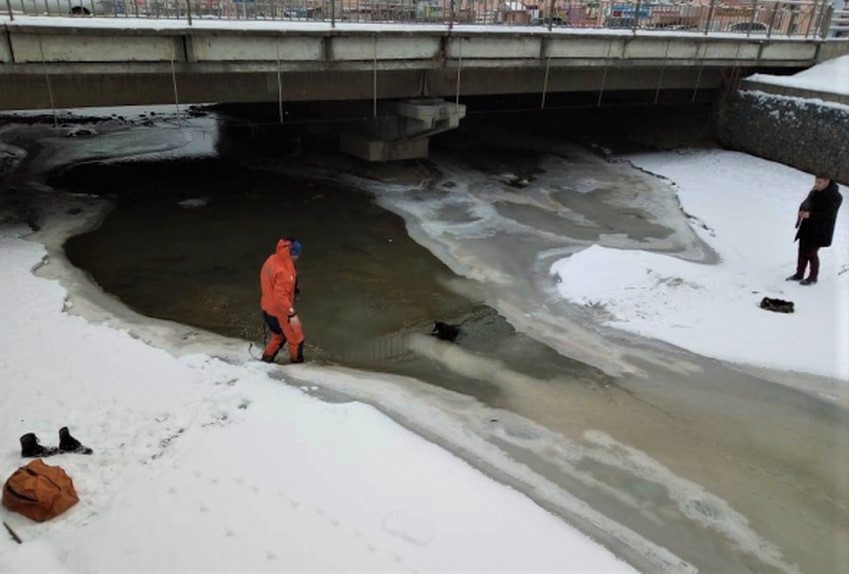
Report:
164,468,419,569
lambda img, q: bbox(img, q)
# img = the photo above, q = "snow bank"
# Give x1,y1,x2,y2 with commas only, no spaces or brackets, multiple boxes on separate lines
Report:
748,54,849,97
0,228,632,572
551,150,848,382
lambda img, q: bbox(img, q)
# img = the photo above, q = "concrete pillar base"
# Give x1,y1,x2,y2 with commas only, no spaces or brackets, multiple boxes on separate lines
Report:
340,134,430,162
340,98,466,162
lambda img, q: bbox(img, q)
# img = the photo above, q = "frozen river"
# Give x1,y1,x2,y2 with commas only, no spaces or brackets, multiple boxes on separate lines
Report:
2,107,847,573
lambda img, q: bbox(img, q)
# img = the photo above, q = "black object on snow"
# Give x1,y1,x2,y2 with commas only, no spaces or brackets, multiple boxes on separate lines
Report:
59,427,93,455
759,297,795,313
20,433,59,458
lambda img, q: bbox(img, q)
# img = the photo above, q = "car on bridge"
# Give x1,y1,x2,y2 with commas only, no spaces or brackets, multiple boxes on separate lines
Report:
725,21,769,33
6,0,114,15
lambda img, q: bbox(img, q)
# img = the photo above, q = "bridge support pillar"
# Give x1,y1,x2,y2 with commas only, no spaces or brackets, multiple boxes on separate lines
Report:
340,99,466,162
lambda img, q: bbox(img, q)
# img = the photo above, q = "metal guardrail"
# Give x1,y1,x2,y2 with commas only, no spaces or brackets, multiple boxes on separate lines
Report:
1,0,841,39
830,6,849,36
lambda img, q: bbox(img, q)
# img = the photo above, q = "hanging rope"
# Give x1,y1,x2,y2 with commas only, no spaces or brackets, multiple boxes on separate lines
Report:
597,40,613,107
654,40,672,104
38,36,58,129
692,42,706,103
170,56,181,122
541,54,551,110
277,41,284,124
373,36,378,118
455,36,462,106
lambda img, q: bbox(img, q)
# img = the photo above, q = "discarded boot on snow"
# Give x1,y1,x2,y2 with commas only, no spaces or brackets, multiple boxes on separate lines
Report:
58,427,93,455
20,433,59,458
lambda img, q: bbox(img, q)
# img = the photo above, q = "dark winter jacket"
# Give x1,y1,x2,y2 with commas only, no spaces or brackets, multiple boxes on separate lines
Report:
795,182,843,248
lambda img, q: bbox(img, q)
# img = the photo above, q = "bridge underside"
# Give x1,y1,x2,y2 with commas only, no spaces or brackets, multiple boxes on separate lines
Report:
1,66,733,110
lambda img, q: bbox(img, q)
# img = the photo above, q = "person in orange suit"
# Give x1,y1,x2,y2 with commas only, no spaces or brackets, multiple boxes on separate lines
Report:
260,238,305,363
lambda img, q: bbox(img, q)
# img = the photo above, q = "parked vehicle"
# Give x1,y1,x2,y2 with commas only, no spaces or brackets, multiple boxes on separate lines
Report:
7,0,110,15
725,21,768,33
530,16,564,26
604,16,636,28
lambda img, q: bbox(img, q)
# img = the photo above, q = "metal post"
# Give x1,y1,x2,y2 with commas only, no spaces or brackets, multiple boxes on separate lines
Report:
819,1,833,38
186,0,193,25
632,0,641,32
804,0,819,37
449,0,454,30
331,0,335,27
5,0,14,20
767,1,779,38
548,0,554,30
704,0,717,34
746,0,758,37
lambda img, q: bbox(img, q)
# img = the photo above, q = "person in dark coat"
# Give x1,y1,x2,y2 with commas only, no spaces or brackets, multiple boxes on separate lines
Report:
787,175,843,285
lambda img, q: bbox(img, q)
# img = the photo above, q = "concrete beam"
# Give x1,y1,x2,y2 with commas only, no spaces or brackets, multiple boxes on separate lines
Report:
0,66,732,110
192,35,324,62
10,32,179,63
760,42,818,61
330,36,442,61
449,36,541,59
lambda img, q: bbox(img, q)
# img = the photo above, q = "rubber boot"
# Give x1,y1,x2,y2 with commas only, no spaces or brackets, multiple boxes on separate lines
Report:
58,427,93,455
292,342,305,364
20,433,59,458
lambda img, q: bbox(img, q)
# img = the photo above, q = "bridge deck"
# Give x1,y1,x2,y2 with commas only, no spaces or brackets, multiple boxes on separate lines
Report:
2,15,847,109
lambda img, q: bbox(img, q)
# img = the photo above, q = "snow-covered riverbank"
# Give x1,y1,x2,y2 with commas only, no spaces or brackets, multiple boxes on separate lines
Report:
552,150,848,383
0,225,635,571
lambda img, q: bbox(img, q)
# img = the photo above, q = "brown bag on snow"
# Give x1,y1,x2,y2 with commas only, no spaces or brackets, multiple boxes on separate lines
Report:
2,459,79,522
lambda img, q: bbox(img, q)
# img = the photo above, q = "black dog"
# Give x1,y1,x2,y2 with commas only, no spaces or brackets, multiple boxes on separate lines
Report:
431,321,461,343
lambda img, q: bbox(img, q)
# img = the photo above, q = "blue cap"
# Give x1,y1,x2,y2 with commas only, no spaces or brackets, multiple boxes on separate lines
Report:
290,240,302,257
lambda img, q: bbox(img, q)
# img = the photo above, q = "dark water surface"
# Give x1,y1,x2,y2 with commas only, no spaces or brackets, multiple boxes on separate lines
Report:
63,159,473,360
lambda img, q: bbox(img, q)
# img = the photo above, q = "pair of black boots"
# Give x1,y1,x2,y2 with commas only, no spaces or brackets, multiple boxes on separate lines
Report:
20,427,93,457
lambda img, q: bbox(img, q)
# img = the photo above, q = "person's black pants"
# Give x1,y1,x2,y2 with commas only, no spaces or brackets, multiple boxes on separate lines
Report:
796,242,820,280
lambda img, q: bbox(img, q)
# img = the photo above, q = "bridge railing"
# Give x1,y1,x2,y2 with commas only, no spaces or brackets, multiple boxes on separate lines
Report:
830,4,849,36
2,0,840,38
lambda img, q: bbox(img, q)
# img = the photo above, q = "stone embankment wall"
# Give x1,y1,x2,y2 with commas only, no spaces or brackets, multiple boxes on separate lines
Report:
717,87,849,185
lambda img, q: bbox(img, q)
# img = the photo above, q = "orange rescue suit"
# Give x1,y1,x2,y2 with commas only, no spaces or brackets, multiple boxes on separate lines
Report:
260,239,305,361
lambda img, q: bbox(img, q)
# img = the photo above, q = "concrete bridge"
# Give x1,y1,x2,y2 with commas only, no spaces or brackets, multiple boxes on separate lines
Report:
2,17,848,111
3,17,847,159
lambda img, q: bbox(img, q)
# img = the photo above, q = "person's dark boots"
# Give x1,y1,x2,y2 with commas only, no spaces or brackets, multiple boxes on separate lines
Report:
800,278,818,286
293,342,305,364
786,274,803,281
261,354,275,363
20,433,59,458
58,427,93,455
